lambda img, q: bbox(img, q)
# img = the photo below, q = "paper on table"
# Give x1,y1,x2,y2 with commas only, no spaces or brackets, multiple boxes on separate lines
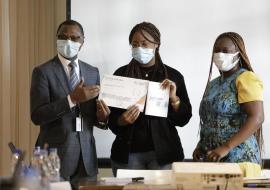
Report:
99,75,148,112
50,181,72,190
145,81,169,117
100,177,132,184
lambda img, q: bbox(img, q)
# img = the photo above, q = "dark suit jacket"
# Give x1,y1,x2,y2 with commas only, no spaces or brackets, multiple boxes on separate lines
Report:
30,56,99,178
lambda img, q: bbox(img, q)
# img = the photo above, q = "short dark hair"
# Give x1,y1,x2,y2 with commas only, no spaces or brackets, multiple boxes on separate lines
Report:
56,20,84,36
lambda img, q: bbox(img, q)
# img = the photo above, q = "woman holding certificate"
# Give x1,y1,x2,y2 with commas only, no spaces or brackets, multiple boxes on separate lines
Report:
193,32,264,163
108,22,192,176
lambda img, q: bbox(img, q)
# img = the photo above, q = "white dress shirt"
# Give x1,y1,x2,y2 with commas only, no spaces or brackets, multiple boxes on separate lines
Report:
58,53,80,108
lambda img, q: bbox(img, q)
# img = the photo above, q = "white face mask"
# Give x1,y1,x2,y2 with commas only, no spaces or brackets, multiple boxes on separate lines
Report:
213,52,240,72
57,40,81,59
132,47,155,64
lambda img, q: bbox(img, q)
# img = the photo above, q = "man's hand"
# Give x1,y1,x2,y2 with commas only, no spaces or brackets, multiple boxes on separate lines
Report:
70,79,100,104
96,99,111,122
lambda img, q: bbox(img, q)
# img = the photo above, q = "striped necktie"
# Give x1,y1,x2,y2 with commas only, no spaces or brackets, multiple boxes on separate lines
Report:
69,61,80,90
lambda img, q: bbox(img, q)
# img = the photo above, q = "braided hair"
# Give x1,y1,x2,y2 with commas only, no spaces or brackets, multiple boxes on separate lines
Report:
125,22,168,80
204,32,263,161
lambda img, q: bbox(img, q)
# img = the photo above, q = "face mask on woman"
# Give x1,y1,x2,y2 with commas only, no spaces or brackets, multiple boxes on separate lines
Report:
132,47,155,64
57,39,81,59
213,52,240,72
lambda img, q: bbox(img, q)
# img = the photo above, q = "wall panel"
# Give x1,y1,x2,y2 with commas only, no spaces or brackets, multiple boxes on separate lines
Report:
0,0,66,176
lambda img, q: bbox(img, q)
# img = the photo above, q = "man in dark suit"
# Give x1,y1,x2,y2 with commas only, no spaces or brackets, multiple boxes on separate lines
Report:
30,20,110,189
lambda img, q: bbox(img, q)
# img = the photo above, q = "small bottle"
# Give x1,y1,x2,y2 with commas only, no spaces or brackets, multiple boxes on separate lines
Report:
30,147,50,190
40,149,51,190
20,166,42,190
31,147,41,169
48,148,61,182
11,149,21,175
35,146,41,153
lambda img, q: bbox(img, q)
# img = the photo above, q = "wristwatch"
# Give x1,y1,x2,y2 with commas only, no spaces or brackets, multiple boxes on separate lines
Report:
96,121,108,130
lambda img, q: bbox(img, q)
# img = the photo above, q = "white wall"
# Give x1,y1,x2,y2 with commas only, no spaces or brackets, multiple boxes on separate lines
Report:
71,0,270,159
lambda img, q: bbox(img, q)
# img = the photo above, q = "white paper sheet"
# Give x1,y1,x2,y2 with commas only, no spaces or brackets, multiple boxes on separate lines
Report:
99,75,170,117
50,181,71,190
99,75,148,112
145,82,169,117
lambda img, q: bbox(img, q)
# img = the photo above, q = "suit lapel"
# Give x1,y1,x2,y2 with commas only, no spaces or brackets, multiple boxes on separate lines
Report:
52,56,70,95
79,61,88,83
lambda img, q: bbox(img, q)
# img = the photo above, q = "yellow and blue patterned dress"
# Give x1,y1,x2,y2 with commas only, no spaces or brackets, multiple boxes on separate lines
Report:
198,68,263,163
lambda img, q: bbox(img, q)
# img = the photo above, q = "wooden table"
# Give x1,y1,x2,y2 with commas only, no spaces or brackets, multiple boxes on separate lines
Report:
79,181,124,190
79,181,176,190
79,181,270,190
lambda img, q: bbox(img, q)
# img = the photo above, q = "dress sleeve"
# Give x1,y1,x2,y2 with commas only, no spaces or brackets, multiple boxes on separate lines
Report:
236,71,263,104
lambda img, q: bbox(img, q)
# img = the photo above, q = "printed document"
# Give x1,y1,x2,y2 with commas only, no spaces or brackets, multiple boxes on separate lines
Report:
99,75,148,112
99,75,169,117
145,81,169,117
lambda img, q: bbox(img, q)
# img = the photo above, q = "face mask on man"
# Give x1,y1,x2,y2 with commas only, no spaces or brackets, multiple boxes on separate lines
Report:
132,47,155,64
213,52,240,72
57,40,81,59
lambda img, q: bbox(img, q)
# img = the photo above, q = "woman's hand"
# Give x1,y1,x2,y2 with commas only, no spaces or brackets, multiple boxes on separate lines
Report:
161,79,180,110
96,99,111,122
193,147,203,161
161,79,177,100
206,145,230,162
117,105,140,126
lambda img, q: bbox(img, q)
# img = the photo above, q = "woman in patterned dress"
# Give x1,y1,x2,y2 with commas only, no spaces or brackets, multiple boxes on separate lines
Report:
193,32,264,163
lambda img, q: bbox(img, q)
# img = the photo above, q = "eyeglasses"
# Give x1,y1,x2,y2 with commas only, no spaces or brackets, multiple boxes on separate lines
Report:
57,34,83,42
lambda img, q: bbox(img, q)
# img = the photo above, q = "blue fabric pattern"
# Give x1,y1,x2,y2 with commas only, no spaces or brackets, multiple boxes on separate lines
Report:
198,68,260,163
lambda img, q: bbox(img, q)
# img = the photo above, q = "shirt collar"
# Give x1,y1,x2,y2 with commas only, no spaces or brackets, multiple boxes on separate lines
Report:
58,53,79,67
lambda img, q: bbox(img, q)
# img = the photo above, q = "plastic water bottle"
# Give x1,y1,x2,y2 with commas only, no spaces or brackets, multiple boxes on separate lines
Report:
11,149,21,175
20,166,42,190
30,147,50,190
40,149,51,189
48,148,61,182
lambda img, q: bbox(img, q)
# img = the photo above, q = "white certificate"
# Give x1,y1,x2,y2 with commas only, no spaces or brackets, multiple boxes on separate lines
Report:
99,75,148,112
145,81,170,117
